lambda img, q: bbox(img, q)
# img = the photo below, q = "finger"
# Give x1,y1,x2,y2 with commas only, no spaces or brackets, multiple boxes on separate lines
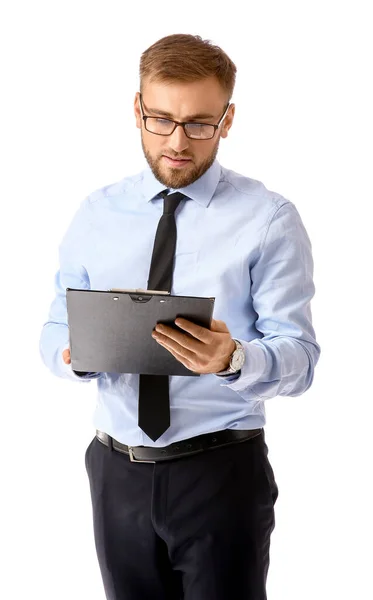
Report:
209,318,230,333
158,342,197,372
62,349,71,364
154,327,203,352
156,337,197,363
174,318,213,342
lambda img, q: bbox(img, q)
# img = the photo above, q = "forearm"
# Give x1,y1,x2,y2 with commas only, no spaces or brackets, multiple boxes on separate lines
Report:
220,335,320,399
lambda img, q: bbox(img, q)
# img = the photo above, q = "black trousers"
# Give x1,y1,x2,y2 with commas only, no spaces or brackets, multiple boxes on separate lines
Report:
85,429,279,600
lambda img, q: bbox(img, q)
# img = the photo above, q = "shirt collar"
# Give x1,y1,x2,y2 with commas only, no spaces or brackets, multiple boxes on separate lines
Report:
141,159,221,208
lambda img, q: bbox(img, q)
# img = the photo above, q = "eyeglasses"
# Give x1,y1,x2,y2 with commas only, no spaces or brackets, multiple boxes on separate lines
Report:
139,93,230,140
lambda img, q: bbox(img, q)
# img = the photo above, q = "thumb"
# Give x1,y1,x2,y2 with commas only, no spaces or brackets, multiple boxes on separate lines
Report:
62,349,71,364
210,318,230,333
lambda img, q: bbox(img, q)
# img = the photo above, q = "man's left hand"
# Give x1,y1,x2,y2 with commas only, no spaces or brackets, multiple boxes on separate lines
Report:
151,317,236,375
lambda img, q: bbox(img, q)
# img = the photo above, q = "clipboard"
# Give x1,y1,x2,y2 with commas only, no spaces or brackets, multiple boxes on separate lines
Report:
66,288,215,376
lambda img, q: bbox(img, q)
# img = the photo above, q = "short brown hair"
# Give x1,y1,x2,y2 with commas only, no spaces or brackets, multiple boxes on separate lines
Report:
139,34,237,101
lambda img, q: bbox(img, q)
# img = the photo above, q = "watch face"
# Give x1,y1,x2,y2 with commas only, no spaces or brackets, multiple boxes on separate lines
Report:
232,349,245,370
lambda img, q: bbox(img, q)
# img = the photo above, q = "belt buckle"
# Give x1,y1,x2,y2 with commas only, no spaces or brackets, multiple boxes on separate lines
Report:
128,446,156,464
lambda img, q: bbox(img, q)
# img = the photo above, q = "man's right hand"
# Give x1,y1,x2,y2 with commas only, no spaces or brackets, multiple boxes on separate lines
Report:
62,347,93,377
62,349,71,365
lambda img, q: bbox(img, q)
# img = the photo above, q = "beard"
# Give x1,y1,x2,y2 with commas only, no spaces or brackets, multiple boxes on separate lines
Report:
141,134,221,189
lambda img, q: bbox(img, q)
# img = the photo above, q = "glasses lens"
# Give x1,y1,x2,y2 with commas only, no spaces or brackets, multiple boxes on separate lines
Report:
145,118,175,135
145,117,215,139
185,123,215,139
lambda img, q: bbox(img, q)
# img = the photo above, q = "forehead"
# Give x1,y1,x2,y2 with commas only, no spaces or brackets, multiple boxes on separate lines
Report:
142,76,227,120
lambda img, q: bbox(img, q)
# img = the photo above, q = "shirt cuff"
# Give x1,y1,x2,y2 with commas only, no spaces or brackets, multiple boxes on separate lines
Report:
215,370,241,383
216,339,267,390
72,370,100,378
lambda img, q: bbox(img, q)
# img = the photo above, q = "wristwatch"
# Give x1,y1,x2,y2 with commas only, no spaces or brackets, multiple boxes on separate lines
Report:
215,339,245,377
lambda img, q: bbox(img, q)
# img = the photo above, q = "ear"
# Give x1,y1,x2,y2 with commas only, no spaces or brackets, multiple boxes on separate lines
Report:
134,92,142,130
220,103,235,139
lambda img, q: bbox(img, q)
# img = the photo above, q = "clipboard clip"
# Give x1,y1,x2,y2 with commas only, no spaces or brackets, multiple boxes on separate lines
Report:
109,288,171,303
109,288,170,295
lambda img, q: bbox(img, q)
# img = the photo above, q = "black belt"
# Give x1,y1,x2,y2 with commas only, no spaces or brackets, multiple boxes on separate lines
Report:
96,428,263,463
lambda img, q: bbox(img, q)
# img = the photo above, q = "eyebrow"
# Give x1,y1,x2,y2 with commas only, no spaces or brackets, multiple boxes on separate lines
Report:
145,106,216,121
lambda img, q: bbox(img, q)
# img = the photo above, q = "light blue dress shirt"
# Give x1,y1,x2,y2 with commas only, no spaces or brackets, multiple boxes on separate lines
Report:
39,159,320,447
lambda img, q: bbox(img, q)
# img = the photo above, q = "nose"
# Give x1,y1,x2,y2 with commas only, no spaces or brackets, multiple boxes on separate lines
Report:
168,124,190,153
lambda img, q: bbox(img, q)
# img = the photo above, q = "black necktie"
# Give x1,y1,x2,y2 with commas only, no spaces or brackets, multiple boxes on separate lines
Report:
138,190,186,441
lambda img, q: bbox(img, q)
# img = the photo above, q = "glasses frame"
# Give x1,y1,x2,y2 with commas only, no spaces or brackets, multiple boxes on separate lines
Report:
139,93,231,140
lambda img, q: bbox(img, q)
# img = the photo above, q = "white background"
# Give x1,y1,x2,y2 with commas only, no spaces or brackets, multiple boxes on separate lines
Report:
1,1,372,599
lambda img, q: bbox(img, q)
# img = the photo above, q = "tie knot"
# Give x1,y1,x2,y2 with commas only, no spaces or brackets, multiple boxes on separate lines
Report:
160,190,186,215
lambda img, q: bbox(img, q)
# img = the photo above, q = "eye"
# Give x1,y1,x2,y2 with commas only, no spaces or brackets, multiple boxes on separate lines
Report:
187,123,203,130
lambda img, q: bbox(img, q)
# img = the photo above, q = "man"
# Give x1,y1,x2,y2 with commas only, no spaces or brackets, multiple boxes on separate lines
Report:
40,34,320,600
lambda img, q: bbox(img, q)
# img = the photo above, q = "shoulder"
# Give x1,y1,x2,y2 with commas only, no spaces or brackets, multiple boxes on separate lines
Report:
219,165,290,214
85,171,144,206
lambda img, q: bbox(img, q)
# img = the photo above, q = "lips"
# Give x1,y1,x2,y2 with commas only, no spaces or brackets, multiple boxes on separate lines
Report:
163,155,192,167
164,156,191,161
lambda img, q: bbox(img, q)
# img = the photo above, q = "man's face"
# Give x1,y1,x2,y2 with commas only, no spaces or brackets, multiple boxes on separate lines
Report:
134,77,235,189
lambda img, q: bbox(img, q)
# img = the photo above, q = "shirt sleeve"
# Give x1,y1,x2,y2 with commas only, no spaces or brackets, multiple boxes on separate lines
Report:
221,201,320,399
39,198,102,383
